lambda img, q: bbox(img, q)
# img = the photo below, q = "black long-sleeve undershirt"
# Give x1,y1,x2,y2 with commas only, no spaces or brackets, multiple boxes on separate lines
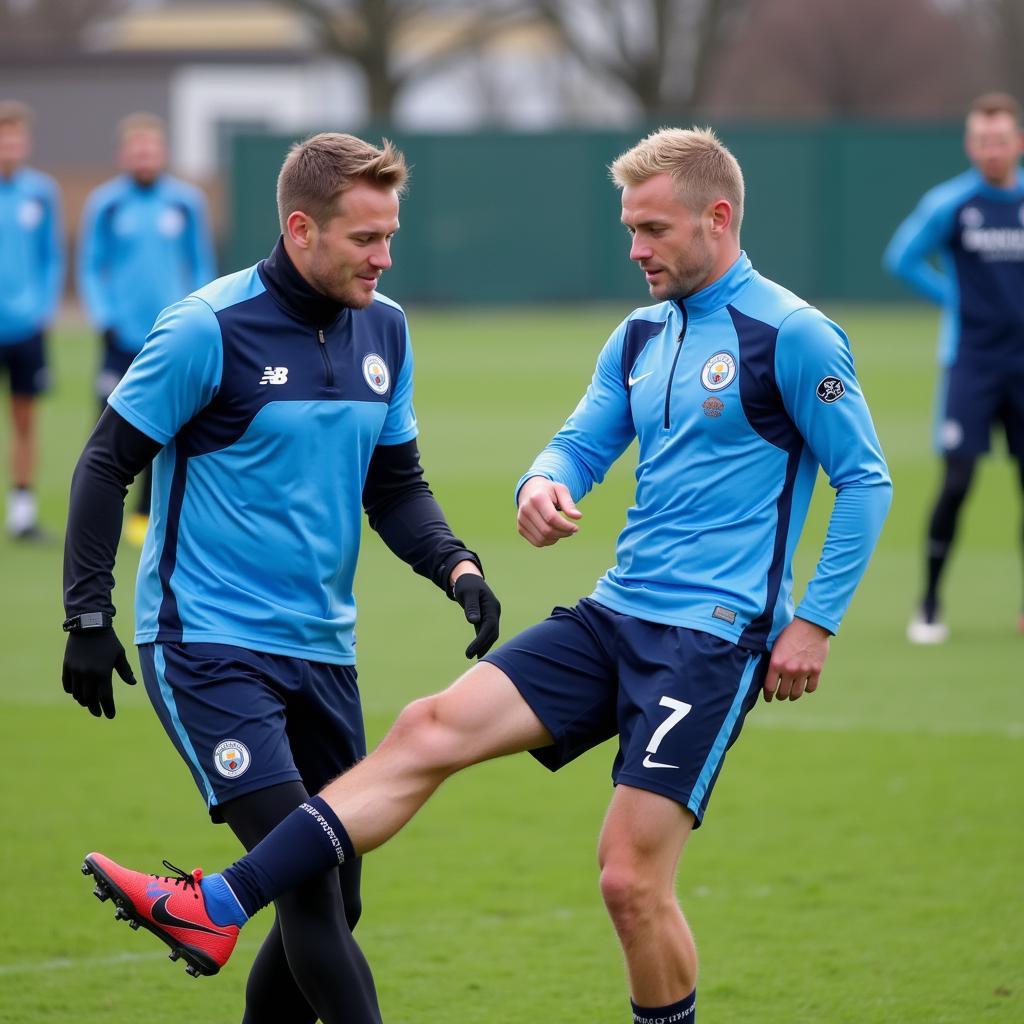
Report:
63,407,480,619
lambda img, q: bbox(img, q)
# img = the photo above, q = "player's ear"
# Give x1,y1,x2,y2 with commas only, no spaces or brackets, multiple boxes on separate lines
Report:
708,198,733,238
286,209,316,250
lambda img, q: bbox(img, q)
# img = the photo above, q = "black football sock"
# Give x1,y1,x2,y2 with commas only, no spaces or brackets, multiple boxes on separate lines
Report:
923,455,976,616
631,989,696,1023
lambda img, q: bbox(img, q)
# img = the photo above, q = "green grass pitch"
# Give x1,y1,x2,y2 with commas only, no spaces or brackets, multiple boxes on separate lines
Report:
0,304,1021,1022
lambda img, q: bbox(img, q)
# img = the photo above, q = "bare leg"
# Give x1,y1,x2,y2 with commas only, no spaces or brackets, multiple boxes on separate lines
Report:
598,784,696,1005
322,661,552,854
10,395,36,488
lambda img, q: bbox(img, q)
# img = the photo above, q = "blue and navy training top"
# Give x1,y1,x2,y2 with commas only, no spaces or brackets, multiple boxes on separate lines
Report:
884,167,1024,368
0,166,64,344
77,173,215,353
519,253,892,650
108,240,419,665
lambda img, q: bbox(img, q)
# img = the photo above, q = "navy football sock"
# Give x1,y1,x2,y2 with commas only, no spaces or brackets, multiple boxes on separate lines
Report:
222,796,356,919
631,990,696,1023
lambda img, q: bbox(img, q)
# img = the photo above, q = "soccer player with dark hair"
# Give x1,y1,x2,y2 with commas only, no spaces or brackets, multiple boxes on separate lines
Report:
0,100,64,540
82,127,890,1023
885,91,1024,643
64,132,501,1024
77,112,216,546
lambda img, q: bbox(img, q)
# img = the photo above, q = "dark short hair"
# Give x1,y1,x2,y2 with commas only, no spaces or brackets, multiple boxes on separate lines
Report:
276,133,409,231
968,92,1021,124
0,100,32,128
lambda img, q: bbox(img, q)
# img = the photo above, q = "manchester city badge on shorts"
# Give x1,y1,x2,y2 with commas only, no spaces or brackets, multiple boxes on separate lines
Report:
701,352,736,392
362,353,390,394
213,739,251,779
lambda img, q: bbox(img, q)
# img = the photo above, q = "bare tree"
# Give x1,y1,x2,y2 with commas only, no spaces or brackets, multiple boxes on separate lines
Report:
708,0,985,118
276,0,535,121
963,0,1024,103
0,0,130,56
530,0,750,119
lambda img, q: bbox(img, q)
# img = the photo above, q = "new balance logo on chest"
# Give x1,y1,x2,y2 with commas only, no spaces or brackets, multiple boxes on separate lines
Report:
259,367,289,385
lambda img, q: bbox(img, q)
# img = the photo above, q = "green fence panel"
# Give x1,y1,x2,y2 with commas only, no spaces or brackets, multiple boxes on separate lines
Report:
227,122,968,303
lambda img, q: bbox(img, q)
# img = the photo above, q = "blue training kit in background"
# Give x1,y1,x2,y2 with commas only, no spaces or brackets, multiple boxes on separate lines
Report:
884,167,1024,456
519,253,892,650
77,173,215,353
0,167,64,344
108,243,419,664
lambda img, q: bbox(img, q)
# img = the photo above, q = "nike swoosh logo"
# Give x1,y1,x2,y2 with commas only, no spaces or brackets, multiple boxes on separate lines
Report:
627,371,654,387
642,754,679,769
150,892,229,936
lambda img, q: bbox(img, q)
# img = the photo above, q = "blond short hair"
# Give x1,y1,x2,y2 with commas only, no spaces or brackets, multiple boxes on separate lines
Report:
0,100,32,128
276,133,409,231
610,126,744,233
118,112,166,140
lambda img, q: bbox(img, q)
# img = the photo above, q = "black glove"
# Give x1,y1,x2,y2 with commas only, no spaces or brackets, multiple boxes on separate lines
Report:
102,327,118,350
62,627,137,719
452,574,501,659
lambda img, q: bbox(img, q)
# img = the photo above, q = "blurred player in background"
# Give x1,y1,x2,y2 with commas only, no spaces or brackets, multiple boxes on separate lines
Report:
82,127,891,1024
885,91,1024,643
64,132,500,1024
77,112,215,547
0,100,64,541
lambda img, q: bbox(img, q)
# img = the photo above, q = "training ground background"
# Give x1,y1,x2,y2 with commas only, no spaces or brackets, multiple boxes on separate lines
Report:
0,303,1021,1023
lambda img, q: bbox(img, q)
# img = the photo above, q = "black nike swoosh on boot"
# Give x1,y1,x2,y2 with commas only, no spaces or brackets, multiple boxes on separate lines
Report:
149,893,230,936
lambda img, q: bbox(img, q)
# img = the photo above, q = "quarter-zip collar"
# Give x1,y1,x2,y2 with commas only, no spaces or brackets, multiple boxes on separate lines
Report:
259,235,349,330
675,251,755,319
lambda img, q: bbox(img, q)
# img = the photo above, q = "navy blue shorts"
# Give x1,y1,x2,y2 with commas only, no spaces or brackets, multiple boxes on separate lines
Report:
0,332,48,397
139,643,366,822
938,362,1024,457
96,334,136,401
484,599,767,826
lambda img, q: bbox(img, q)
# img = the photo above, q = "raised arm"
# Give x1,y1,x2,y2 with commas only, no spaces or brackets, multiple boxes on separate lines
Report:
516,318,639,547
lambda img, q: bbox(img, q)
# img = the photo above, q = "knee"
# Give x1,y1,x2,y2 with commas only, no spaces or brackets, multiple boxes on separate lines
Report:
387,694,464,774
599,859,659,938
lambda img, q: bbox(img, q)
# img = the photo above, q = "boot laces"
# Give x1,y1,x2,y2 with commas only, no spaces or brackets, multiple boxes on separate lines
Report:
153,859,200,888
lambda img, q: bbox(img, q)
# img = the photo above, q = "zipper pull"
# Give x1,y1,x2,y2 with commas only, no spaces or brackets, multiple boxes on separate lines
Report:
318,329,326,344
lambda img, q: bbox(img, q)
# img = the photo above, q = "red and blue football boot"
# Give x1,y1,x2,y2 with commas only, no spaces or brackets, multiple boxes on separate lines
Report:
82,852,239,977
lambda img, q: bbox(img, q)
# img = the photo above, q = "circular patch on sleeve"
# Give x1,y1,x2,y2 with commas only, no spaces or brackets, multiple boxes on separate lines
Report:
816,376,846,403
213,739,250,779
362,353,390,394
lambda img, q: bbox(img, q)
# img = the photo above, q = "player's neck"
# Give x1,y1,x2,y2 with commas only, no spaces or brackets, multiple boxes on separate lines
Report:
980,166,1020,190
